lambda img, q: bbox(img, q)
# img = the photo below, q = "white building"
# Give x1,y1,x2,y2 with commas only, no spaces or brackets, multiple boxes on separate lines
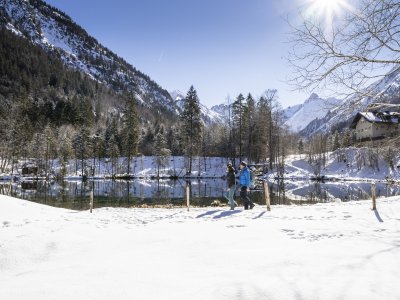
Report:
350,111,400,141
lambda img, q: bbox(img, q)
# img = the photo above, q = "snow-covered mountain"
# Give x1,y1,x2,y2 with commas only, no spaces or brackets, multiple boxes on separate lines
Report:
284,93,342,132
210,103,230,120
169,90,224,124
0,0,175,111
301,67,400,137
283,103,302,121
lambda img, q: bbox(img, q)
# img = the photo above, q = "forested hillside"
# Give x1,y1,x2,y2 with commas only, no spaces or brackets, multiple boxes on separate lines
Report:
0,0,302,175
0,27,181,172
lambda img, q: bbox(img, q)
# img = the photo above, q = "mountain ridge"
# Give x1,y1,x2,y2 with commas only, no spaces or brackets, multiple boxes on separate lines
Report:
0,0,176,113
283,93,342,133
300,67,400,137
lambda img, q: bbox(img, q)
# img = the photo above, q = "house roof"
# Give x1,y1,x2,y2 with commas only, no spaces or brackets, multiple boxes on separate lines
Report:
350,111,400,129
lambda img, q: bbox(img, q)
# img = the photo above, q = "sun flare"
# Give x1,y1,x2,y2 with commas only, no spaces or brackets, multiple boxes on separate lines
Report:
305,0,352,20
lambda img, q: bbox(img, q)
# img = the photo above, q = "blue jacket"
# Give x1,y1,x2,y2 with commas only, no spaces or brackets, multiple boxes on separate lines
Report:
238,167,251,187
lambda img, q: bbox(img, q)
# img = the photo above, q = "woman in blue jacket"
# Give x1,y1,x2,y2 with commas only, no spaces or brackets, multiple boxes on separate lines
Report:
238,161,255,210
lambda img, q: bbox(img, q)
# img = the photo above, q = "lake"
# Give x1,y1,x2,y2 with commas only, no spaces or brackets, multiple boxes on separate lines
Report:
1,179,399,210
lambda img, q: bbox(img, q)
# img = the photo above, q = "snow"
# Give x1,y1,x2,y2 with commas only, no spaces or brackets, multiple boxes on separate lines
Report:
59,156,229,178
2,0,176,113
1,193,400,299
358,112,400,124
282,103,302,120
302,67,400,137
284,93,342,132
170,90,224,124
281,149,400,182
5,22,23,37
40,18,75,56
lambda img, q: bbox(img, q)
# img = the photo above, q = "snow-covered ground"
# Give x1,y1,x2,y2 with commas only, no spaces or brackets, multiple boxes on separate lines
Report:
2,147,399,182
0,156,230,180
280,148,400,182
1,194,400,300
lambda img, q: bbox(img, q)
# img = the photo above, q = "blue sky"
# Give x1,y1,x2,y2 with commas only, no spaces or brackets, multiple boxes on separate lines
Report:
44,0,309,108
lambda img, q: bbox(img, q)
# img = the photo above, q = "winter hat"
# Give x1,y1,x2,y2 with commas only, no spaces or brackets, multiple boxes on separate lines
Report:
240,161,247,166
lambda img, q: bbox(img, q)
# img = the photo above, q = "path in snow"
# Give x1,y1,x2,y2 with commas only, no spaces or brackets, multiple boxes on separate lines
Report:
1,195,400,300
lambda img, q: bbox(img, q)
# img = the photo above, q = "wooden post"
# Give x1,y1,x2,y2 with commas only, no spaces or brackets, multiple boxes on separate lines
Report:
371,181,376,210
89,182,94,213
186,182,190,212
263,180,271,211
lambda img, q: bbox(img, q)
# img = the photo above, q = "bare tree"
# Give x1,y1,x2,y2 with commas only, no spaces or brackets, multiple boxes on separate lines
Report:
288,0,400,101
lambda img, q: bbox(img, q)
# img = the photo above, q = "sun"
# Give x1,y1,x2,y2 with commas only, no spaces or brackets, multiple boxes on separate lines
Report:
304,0,352,21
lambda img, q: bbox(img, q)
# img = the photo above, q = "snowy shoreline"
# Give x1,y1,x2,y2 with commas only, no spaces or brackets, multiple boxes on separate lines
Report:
2,147,400,183
1,194,400,299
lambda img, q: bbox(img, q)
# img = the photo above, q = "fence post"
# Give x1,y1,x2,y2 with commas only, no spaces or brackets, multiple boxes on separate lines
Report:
89,189,93,213
89,181,94,213
263,180,271,211
371,181,376,210
186,182,190,212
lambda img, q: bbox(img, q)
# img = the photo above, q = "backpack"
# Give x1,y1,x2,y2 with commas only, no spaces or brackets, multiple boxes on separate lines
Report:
249,168,255,188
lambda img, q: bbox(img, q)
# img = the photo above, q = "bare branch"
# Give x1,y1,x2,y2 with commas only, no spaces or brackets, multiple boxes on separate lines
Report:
287,0,400,101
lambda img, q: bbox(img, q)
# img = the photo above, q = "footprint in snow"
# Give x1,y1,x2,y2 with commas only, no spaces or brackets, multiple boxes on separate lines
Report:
227,225,247,228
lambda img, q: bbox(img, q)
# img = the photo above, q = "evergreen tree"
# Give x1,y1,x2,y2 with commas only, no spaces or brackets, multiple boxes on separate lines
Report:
104,119,120,176
120,97,139,174
232,93,245,162
254,96,270,163
154,125,171,177
57,126,73,176
43,124,57,175
72,127,90,176
243,93,256,162
179,86,203,175
332,131,341,151
298,139,304,156
166,125,181,156
29,131,46,174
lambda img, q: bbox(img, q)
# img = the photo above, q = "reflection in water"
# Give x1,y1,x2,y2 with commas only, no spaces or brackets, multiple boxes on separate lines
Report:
1,179,400,210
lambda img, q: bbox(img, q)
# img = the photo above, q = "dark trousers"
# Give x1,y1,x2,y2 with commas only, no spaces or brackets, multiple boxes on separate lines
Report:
240,186,253,209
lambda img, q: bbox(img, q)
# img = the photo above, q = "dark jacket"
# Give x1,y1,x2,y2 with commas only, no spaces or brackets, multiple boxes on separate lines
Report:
226,170,236,188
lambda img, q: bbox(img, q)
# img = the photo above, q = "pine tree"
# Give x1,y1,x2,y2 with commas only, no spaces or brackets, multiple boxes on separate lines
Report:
166,125,181,156
120,97,139,175
232,93,245,162
298,139,304,156
43,124,57,176
243,93,256,162
57,126,73,176
72,127,90,177
29,132,46,174
332,131,340,151
104,120,120,176
154,125,171,177
254,96,272,163
179,86,203,175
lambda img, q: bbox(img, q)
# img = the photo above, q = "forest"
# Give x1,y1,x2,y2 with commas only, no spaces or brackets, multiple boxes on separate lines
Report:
0,25,386,178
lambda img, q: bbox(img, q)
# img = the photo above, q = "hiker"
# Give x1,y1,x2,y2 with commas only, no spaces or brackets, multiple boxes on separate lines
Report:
238,161,255,210
224,163,236,210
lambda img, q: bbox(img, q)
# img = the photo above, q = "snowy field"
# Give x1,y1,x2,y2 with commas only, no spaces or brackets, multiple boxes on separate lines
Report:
2,148,400,182
277,148,400,182
1,195,400,299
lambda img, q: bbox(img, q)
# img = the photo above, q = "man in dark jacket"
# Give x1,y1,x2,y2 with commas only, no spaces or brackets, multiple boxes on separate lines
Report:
238,161,255,210
224,163,236,210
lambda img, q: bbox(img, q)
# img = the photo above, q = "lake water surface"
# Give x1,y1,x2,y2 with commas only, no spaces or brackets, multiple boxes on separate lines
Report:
1,179,399,210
